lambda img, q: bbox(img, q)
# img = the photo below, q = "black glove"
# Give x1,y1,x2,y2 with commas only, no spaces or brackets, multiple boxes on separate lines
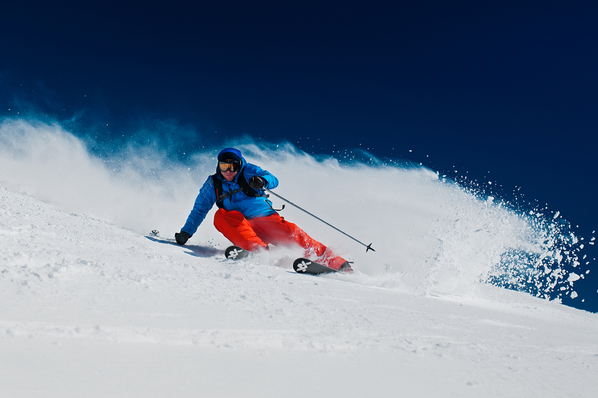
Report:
248,176,264,189
175,231,190,245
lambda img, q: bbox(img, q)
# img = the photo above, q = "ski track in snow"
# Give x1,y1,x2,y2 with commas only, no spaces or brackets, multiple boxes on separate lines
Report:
1,185,598,397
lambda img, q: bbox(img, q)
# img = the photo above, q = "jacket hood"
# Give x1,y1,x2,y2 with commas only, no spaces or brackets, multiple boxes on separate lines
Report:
217,148,243,163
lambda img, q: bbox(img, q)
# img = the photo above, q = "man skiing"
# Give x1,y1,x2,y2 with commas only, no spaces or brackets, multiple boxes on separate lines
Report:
175,147,352,272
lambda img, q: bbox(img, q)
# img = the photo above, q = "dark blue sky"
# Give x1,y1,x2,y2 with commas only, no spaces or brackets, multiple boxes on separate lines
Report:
2,1,597,311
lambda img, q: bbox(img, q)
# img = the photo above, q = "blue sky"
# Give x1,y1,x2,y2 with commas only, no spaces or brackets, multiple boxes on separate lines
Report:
1,1,597,311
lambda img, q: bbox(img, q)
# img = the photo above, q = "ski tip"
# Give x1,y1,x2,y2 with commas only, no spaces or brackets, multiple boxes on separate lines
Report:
338,261,354,273
293,258,311,273
366,243,375,252
225,245,250,260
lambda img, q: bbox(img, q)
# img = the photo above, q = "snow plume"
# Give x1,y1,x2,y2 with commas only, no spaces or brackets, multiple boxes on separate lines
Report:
0,118,203,235
0,117,589,304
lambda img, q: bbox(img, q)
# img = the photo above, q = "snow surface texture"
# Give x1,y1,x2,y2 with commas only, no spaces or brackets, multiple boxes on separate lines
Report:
1,119,597,397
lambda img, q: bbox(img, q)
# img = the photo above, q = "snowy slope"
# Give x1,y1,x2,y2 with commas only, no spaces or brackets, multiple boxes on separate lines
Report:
1,185,598,397
1,119,597,397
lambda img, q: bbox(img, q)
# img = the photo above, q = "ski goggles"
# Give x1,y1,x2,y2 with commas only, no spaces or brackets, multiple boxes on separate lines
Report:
218,160,240,172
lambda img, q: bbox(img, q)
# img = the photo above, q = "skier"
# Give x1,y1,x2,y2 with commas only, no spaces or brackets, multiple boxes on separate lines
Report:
175,147,352,272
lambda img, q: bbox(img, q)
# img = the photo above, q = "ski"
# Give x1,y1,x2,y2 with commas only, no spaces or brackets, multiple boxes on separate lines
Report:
293,258,337,275
225,245,250,260
146,229,177,244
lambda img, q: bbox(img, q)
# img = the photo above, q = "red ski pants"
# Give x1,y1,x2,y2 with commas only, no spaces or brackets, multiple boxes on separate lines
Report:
213,209,347,270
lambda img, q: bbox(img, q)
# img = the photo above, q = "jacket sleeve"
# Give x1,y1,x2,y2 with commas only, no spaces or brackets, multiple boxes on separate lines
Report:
243,163,279,190
181,176,217,236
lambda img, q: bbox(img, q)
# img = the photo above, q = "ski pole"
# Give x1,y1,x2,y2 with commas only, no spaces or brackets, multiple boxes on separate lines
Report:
266,189,375,252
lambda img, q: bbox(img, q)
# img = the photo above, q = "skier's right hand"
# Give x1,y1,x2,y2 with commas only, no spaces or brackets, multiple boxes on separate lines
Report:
175,231,190,245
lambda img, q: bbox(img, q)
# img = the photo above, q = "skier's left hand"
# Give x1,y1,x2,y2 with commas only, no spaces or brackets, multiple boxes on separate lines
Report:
248,176,264,189
175,231,190,245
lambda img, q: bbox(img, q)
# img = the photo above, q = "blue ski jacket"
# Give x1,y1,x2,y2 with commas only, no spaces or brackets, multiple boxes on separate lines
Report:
181,154,279,237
